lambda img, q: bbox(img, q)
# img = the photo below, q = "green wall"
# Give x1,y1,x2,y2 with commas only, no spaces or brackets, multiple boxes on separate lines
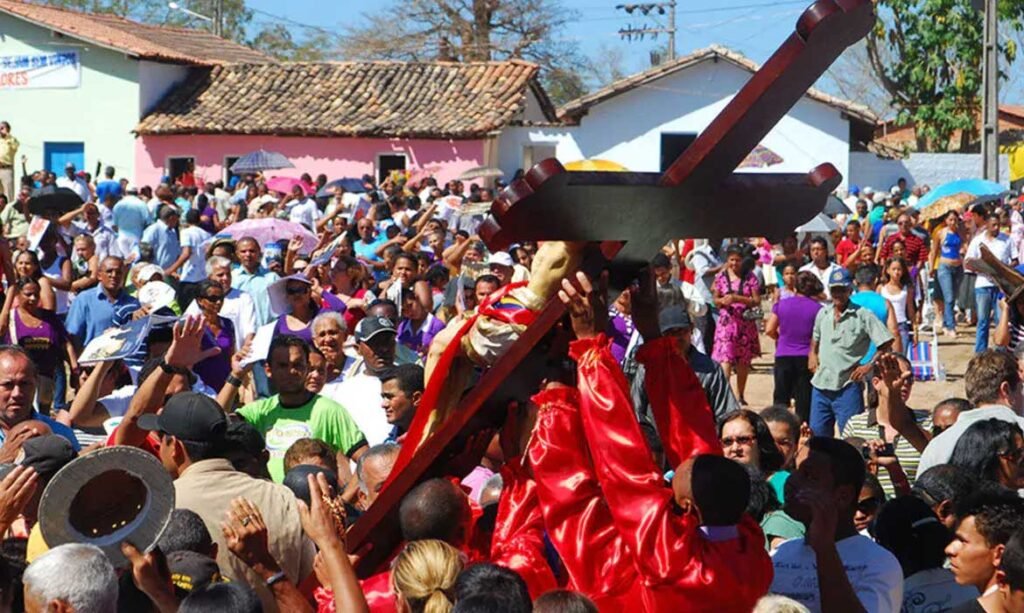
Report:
0,13,139,180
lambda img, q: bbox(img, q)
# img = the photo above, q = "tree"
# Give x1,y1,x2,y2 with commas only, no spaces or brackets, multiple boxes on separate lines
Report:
336,0,589,105
866,0,1020,152
35,0,321,61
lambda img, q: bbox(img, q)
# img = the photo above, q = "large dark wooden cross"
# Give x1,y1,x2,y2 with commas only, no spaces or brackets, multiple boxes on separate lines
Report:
347,0,875,575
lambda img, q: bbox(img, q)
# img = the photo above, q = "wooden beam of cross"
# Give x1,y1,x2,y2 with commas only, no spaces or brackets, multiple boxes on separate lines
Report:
347,0,875,576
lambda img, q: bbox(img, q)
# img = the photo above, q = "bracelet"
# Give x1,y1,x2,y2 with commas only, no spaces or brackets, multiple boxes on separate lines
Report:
158,359,176,375
225,374,243,388
265,570,287,587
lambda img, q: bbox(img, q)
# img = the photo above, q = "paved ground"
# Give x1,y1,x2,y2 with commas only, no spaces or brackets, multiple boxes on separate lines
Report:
741,325,980,412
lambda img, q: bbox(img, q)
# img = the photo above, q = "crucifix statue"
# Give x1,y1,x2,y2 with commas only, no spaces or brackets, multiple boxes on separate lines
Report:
347,0,876,575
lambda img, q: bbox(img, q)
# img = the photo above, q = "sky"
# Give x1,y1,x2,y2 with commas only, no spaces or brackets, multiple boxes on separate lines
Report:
241,0,1023,113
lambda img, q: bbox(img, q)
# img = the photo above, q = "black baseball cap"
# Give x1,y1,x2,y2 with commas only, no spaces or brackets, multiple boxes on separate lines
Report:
138,392,227,444
20,435,77,478
167,550,227,598
355,316,396,343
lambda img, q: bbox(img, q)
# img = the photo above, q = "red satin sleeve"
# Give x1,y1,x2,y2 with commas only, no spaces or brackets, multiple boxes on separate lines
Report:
571,335,699,584
527,386,638,601
489,459,558,599
635,336,722,468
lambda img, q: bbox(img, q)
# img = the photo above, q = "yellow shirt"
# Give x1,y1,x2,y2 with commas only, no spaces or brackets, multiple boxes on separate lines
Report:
0,135,19,167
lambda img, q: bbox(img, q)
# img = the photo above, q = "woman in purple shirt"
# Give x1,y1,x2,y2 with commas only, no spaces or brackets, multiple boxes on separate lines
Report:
397,288,444,357
193,279,235,390
764,271,823,423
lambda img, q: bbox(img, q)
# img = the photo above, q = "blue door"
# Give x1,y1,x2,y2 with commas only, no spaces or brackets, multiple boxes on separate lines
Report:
43,142,85,173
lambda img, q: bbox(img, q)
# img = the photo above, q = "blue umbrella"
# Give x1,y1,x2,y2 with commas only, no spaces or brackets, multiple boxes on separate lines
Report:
913,179,1007,210
316,178,366,198
229,149,294,175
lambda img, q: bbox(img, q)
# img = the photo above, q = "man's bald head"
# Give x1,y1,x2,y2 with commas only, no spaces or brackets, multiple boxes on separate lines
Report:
399,478,470,546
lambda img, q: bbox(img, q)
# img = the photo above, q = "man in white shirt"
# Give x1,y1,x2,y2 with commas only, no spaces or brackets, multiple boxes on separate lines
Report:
911,350,1024,475
184,255,257,350
771,437,903,612
320,317,397,446
967,211,1019,351
286,185,322,231
55,163,90,203
176,209,212,307
799,236,842,300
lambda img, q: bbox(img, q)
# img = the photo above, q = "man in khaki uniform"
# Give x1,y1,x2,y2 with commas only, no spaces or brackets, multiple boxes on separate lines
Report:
0,122,18,202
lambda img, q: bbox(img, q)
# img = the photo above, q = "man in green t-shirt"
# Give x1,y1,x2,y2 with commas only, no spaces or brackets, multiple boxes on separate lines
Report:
236,335,367,481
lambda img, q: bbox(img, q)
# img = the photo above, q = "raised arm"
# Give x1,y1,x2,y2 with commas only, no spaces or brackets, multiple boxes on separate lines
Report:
559,273,694,583
527,384,638,603
873,352,930,454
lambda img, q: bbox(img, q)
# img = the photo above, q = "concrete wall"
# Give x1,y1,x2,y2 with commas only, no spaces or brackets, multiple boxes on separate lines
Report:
0,13,140,178
135,134,486,188
849,151,1010,191
498,59,852,186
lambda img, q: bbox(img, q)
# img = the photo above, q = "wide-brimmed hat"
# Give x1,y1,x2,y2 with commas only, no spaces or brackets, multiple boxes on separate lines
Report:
38,446,174,567
966,244,1024,304
268,274,313,317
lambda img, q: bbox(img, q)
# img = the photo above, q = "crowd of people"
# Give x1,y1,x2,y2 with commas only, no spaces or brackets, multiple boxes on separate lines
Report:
0,126,1023,613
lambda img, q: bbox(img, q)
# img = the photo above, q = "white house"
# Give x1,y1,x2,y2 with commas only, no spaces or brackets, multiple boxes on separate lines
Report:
0,0,268,181
498,45,877,188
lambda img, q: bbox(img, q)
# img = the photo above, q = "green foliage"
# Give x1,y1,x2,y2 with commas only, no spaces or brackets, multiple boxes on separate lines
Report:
34,0,319,60
867,0,1020,152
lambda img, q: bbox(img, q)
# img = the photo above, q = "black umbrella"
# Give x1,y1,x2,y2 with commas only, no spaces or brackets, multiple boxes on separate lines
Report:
229,150,294,174
28,186,83,216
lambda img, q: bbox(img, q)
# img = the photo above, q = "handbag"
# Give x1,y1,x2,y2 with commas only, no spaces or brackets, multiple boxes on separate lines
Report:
728,273,764,321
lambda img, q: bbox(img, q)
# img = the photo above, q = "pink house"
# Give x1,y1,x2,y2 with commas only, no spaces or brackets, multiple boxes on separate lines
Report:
135,61,558,188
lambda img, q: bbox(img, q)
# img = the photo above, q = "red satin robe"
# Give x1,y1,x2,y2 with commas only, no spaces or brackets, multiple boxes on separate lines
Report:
532,335,772,612
489,460,559,599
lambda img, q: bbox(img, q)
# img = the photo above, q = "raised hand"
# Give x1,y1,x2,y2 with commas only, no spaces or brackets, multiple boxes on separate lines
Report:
871,352,909,399
165,316,220,369
0,466,37,531
221,497,276,571
297,472,345,548
121,542,177,613
630,267,660,342
558,271,608,340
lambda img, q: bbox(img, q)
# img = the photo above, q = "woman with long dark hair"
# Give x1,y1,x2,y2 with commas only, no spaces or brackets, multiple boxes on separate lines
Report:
880,256,915,352
711,244,762,404
949,418,1024,490
719,409,787,501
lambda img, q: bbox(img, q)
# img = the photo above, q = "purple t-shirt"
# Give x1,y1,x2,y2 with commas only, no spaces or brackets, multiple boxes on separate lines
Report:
607,309,635,364
6,309,68,377
194,317,235,390
772,295,821,357
398,313,445,356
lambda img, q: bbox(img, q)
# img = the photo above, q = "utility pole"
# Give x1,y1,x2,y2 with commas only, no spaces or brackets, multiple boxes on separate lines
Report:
981,0,999,181
616,2,677,62
213,0,223,37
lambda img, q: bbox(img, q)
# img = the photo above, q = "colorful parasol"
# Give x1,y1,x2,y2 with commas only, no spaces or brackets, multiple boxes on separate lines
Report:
739,145,784,169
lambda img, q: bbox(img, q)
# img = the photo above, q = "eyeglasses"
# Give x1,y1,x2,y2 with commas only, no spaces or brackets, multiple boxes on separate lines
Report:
856,497,882,515
285,286,309,296
721,435,756,447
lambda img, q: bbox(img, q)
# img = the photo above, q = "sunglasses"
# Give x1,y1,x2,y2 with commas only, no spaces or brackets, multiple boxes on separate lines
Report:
285,285,309,296
201,294,224,303
856,497,882,515
721,435,757,447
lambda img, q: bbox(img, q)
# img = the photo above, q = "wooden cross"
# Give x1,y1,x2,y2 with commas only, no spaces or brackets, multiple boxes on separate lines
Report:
347,0,875,575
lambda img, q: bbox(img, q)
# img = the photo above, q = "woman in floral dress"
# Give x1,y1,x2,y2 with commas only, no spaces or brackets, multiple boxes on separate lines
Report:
712,244,762,405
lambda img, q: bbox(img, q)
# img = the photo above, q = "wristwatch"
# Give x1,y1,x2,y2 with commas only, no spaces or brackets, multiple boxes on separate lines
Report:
158,359,176,375
265,570,287,587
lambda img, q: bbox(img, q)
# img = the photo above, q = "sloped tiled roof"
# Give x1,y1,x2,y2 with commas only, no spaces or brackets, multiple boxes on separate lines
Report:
558,44,878,125
137,60,551,138
0,0,270,65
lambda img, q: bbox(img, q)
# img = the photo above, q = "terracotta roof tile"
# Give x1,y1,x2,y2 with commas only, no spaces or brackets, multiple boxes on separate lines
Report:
558,44,878,125
0,0,270,65
137,60,548,138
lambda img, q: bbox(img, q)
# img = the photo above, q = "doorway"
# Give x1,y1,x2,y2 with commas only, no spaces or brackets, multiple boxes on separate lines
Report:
43,142,84,173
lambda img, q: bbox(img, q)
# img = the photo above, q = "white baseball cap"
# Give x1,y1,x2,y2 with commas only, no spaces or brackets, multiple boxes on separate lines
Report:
488,251,514,268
